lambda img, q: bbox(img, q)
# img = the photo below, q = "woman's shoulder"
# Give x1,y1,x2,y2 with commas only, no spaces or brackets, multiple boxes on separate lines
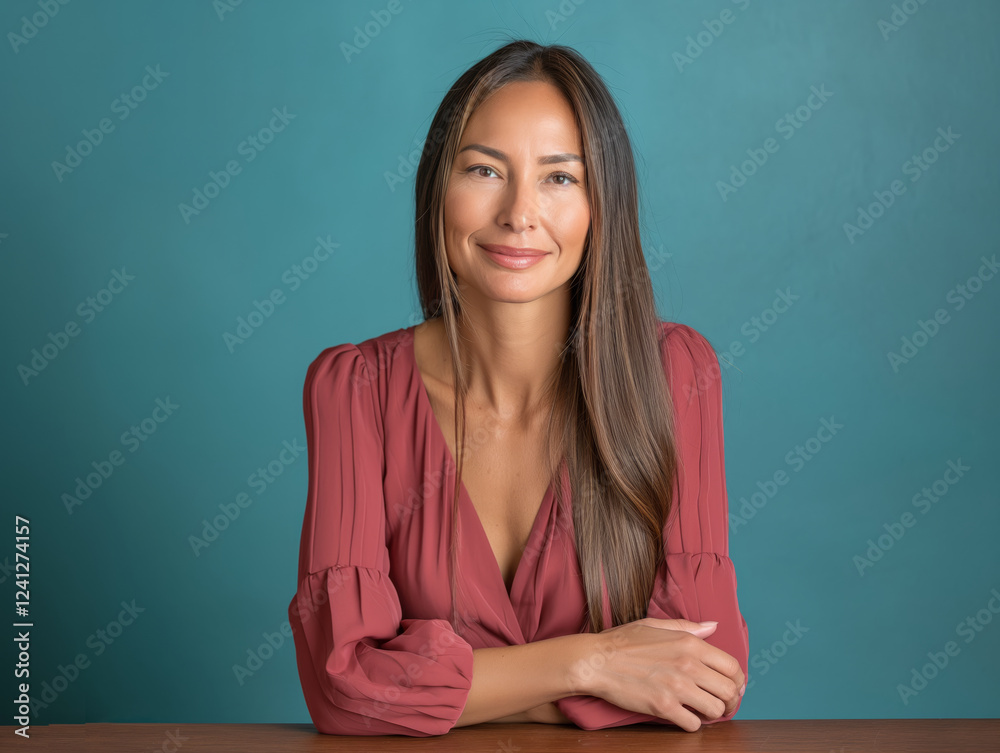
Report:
306,325,415,375
656,320,723,405
302,325,416,419
657,319,718,362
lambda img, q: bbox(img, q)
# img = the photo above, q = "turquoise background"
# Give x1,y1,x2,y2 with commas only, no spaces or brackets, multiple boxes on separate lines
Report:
2,0,998,727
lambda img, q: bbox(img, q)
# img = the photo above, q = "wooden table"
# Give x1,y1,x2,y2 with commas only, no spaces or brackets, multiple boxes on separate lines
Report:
27,719,999,751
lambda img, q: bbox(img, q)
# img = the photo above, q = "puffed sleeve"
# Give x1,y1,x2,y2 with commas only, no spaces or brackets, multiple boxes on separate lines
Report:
287,344,475,736
554,322,750,730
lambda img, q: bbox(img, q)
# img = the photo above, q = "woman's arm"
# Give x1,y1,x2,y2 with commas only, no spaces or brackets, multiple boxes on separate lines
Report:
453,633,593,727
492,702,573,724
552,323,750,731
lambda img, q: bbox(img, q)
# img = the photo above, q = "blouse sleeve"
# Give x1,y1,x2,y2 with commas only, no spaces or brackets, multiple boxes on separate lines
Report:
554,323,750,730
287,344,475,736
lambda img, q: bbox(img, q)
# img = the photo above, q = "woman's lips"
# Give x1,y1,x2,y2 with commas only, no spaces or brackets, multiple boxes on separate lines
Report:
479,244,548,269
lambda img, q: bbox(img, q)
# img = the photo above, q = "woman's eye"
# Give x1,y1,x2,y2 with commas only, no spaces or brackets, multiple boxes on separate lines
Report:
466,166,579,185
551,172,579,186
468,165,498,178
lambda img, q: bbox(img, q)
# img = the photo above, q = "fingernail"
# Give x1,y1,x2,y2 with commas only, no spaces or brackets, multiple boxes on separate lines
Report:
740,683,746,696
698,620,718,627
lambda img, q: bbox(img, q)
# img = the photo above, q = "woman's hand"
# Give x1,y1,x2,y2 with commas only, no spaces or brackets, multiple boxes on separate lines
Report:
569,618,746,732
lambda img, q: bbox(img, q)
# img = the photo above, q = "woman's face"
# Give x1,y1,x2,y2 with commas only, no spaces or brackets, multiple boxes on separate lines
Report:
444,81,591,305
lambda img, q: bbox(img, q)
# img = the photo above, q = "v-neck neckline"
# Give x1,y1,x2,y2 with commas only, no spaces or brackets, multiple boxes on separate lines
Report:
403,324,559,604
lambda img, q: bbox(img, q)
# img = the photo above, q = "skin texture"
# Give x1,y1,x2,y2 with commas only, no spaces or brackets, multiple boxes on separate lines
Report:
444,81,590,322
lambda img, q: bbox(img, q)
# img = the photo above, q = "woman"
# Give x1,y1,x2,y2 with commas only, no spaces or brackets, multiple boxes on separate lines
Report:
287,38,748,736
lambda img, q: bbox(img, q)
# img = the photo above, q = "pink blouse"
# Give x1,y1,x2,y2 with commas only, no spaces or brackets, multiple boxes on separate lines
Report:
287,321,749,736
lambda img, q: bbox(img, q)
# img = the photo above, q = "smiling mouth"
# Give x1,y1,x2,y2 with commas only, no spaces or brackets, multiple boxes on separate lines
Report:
478,245,549,271
479,244,548,257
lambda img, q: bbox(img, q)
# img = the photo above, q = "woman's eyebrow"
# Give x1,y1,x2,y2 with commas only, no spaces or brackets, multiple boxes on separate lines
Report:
458,143,583,165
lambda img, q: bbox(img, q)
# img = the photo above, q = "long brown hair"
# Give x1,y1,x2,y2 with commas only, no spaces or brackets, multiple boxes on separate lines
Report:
413,39,679,635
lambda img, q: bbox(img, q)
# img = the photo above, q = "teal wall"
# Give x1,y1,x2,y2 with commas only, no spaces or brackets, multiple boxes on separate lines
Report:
2,0,998,727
